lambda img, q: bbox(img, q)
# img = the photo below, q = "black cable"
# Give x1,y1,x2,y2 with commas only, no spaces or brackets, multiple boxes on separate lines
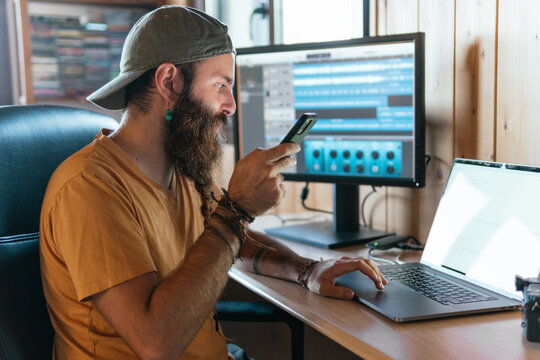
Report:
425,154,432,167
266,212,328,225
409,236,422,245
264,212,287,224
300,182,333,215
249,2,269,40
361,185,378,226
368,237,424,264
394,237,424,251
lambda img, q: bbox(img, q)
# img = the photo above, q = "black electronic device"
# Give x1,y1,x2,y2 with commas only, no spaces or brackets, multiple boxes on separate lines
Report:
280,113,318,144
234,33,425,248
515,275,540,343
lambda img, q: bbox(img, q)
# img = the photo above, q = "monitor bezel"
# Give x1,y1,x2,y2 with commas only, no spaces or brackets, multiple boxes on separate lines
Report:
233,32,426,188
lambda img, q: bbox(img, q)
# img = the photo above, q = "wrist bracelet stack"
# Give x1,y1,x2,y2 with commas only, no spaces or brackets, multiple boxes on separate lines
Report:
213,188,255,222
210,188,253,245
212,208,247,245
297,259,319,288
210,188,276,251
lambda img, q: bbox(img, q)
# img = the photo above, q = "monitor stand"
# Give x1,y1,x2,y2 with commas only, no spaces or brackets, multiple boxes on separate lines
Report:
265,184,393,249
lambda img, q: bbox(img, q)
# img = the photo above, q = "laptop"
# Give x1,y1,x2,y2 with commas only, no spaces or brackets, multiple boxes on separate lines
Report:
336,158,540,322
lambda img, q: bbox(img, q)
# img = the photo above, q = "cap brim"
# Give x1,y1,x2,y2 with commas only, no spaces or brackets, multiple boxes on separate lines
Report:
86,68,148,110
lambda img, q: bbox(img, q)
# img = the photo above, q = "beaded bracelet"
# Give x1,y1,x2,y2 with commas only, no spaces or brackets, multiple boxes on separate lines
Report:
297,259,319,288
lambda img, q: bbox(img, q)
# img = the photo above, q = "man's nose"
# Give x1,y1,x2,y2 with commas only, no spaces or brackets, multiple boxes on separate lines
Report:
220,93,236,116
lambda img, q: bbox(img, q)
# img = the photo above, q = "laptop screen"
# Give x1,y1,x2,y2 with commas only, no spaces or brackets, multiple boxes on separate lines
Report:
422,159,540,298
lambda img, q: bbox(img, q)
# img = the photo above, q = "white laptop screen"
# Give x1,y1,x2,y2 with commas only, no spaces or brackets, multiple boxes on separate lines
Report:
421,159,540,298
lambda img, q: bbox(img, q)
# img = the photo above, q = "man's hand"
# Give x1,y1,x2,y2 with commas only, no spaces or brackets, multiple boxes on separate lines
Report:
306,256,388,299
227,143,300,217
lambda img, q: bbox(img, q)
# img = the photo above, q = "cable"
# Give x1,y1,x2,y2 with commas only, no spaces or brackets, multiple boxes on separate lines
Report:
249,2,269,41
394,253,406,264
394,236,424,250
368,248,398,265
300,182,333,215
425,154,432,167
368,235,424,265
263,212,287,224
369,239,423,265
265,212,328,225
283,214,328,223
409,236,421,245
361,185,378,226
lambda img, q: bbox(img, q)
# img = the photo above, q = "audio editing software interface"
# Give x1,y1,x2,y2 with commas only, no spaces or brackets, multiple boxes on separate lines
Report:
237,41,416,179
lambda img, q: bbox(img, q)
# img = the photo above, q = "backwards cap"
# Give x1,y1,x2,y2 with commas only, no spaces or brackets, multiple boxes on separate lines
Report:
87,5,234,110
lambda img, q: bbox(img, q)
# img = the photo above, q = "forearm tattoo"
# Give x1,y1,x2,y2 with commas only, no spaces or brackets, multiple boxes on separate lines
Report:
247,234,298,278
252,248,265,274
250,238,274,274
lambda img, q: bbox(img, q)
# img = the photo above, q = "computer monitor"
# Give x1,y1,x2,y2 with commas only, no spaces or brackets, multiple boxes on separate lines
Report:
234,33,425,248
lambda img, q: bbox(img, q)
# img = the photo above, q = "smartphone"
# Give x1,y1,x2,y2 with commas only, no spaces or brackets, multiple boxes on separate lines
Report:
280,113,318,144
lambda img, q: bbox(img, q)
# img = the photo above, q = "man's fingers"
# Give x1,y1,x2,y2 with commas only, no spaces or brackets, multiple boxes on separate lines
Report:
241,147,264,161
240,144,298,177
262,143,301,162
307,258,387,301
269,156,297,176
324,258,385,289
318,284,355,300
365,258,388,285
360,258,388,285
355,260,385,289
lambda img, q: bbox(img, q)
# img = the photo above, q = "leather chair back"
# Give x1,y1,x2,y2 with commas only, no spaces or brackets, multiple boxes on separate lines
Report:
0,105,117,360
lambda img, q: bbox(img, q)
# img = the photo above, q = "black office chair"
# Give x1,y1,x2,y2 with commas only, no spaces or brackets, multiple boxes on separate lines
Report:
0,104,304,360
0,105,118,359
217,300,304,359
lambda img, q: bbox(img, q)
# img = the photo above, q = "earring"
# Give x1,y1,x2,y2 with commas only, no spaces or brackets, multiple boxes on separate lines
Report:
165,108,173,121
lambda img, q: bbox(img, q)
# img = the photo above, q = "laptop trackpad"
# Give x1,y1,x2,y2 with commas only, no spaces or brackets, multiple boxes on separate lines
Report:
336,271,450,322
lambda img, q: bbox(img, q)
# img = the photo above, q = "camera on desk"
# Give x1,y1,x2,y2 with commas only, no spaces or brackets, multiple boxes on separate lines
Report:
515,275,540,343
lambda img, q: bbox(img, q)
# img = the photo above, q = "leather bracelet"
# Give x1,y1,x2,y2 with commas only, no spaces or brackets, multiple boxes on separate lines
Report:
212,208,246,245
297,259,319,288
212,206,276,252
211,188,255,224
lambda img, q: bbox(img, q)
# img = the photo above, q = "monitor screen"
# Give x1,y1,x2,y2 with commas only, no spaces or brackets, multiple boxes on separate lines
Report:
235,33,425,188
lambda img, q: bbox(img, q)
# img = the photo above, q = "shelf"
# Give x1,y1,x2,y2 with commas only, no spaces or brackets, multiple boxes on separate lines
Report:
12,0,175,105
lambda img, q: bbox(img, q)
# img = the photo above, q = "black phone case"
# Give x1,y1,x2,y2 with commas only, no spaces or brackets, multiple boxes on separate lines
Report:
280,113,318,144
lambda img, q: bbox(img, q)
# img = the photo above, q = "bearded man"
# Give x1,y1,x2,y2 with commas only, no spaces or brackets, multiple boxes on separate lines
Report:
39,5,387,360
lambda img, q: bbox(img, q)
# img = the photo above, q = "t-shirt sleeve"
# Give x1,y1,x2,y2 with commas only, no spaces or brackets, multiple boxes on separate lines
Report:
48,173,157,302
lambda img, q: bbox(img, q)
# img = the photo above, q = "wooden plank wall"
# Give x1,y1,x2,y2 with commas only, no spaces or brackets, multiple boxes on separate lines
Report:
268,0,540,244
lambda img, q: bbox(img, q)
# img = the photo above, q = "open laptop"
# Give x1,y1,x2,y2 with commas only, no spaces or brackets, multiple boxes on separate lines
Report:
336,158,540,322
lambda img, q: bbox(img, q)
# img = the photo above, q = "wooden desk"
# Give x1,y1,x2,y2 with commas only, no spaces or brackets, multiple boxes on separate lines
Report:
230,220,540,360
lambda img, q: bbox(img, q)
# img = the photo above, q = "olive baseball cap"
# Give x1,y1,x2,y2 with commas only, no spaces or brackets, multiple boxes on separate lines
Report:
87,5,234,110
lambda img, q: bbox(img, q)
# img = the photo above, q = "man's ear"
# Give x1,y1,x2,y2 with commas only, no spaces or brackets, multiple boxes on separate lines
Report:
154,62,183,104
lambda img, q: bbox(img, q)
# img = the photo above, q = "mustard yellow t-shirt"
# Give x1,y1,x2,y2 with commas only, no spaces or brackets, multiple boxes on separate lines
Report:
39,129,227,359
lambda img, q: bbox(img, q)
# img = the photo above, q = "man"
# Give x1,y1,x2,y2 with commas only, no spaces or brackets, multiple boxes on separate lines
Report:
40,5,387,360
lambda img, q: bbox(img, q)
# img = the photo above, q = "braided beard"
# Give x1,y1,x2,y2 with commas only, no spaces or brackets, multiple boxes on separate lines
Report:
164,95,227,222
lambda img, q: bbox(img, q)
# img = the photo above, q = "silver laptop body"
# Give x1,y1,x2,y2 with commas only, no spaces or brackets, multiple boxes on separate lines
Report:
337,158,540,322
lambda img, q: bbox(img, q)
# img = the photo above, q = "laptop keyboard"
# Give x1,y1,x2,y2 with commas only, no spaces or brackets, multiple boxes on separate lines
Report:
381,266,497,305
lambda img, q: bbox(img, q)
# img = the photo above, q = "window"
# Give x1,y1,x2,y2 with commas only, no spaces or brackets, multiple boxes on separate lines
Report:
278,0,364,44
205,0,367,47
205,0,271,48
